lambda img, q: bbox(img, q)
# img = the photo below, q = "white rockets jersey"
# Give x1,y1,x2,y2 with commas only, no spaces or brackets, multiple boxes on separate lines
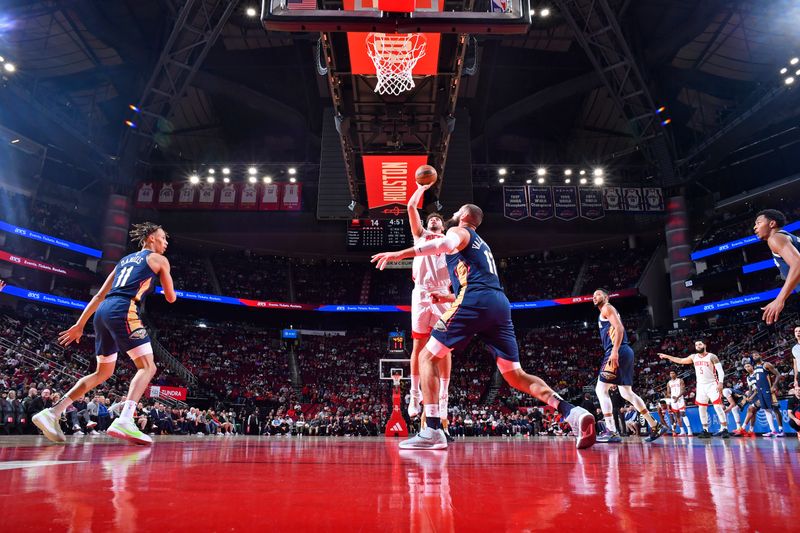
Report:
691,352,718,385
668,378,682,398
412,230,450,289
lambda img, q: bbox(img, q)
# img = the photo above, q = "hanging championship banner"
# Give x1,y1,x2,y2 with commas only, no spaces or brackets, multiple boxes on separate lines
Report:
623,187,643,212
528,186,554,221
260,183,280,211
503,186,529,221
643,187,665,212
579,187,605,220
135,183,155,207
239,182,259,210
218,183,237,209
603,187,622,211
198,183,217,209
281,183,302,211
553,186,578,221
157,183,175,208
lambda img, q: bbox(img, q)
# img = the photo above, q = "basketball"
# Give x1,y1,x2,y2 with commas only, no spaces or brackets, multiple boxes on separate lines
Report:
415,165,438,186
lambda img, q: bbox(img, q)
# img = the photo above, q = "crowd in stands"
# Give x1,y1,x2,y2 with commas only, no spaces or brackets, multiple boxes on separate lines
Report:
692,200,800,251
211,251,291,302
499,254,580,301
0,187,99,246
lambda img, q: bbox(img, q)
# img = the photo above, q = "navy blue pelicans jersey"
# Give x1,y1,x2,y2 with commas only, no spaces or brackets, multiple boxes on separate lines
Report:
598,308,630,354
752,364,772,392
106,250,157,304
772,230,800,280
444,228,503,297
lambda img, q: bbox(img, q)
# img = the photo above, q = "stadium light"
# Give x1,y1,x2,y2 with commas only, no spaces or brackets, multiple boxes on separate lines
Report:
128,104,140,113
791,57,799,65
288,167,297,175
248,176,257,184
207,177,215,184
223,177,230,184
208,168,216,174
593,177,604,186
540,8,551,17
661,118,672,126
781,67,789,74
189,175,200,184
785,77,795,85
526,179,532,184
289,177,297,183
11,139,20,144
579,178,587,185
498,167,507,176
246,6,257,17
579,169,586,175
124,120,136,128
263,176,272,183
564,169,572,176
537,177,545,184
564,178,571,184
498,178,505,184
222,167,230,175
3,62,16,73
0,56,4,62
536,167,546,176
655,106,666,114
593,168,604,177
248,167,257,175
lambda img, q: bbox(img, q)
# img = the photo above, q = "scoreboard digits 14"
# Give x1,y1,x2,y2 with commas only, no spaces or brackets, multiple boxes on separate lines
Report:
346,218,411,250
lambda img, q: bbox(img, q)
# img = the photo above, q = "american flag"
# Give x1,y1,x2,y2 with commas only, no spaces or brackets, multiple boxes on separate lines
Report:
287,0,317,10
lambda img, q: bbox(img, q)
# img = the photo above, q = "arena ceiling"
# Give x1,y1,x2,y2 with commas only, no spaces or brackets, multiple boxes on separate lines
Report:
1,0,799,192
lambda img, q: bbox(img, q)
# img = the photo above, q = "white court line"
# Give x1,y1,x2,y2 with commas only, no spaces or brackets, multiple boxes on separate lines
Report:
0,460,86,471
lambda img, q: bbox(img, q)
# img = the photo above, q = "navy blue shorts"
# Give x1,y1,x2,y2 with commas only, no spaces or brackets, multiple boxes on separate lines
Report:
754,390,774,411
598,344,634,386
93,297,152,359
430,289,519,364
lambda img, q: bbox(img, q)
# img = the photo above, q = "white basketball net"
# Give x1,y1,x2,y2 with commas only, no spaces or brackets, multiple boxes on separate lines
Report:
365,32,427,96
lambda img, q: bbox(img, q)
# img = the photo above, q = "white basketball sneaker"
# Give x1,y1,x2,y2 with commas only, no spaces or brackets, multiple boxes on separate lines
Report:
108,418,153,445
399,426,447,450
32,409,66,443
565,406,596,450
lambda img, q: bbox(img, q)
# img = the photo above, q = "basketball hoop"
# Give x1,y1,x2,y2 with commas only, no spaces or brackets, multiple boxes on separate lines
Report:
391,371,402,388
365,32,427,95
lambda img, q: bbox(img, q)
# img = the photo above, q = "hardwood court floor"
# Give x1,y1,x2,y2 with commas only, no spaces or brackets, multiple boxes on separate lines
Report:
1,434,797,531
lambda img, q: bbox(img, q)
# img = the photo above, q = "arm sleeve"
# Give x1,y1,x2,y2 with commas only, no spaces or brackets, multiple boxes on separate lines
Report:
714,362,724,383
414,232,460,256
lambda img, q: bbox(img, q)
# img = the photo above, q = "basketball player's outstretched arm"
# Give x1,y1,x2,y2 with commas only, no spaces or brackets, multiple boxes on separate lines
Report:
58,269,117,346
658,353,693,364
370,227,468,270
762,232,800,324
407,183,431,239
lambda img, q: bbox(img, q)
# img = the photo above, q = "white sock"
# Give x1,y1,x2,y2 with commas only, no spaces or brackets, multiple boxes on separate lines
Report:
603,414,617,433
424,403,440,418
410,375,421,397
51,396,73,417
764,410,777,433
713,404,728,430
699,406,709,429
121,400,137,421
438,378,450,420
731,406,741,429
682,416,692,434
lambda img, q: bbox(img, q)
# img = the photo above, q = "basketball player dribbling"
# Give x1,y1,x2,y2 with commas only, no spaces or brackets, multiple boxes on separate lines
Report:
33,223,177,445
593,289,666,443
406,182,455,436
372,204,596,450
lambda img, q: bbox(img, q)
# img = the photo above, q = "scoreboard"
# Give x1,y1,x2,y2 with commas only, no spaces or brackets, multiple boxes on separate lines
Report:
346,218,412,250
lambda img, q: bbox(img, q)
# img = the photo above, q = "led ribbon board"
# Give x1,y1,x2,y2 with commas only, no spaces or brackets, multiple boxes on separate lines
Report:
0,221,102,258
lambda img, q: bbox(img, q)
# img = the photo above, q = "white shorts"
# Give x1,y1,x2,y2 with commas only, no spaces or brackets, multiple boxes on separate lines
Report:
669,398,686,412
695,382,722,406
411,285,450,339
